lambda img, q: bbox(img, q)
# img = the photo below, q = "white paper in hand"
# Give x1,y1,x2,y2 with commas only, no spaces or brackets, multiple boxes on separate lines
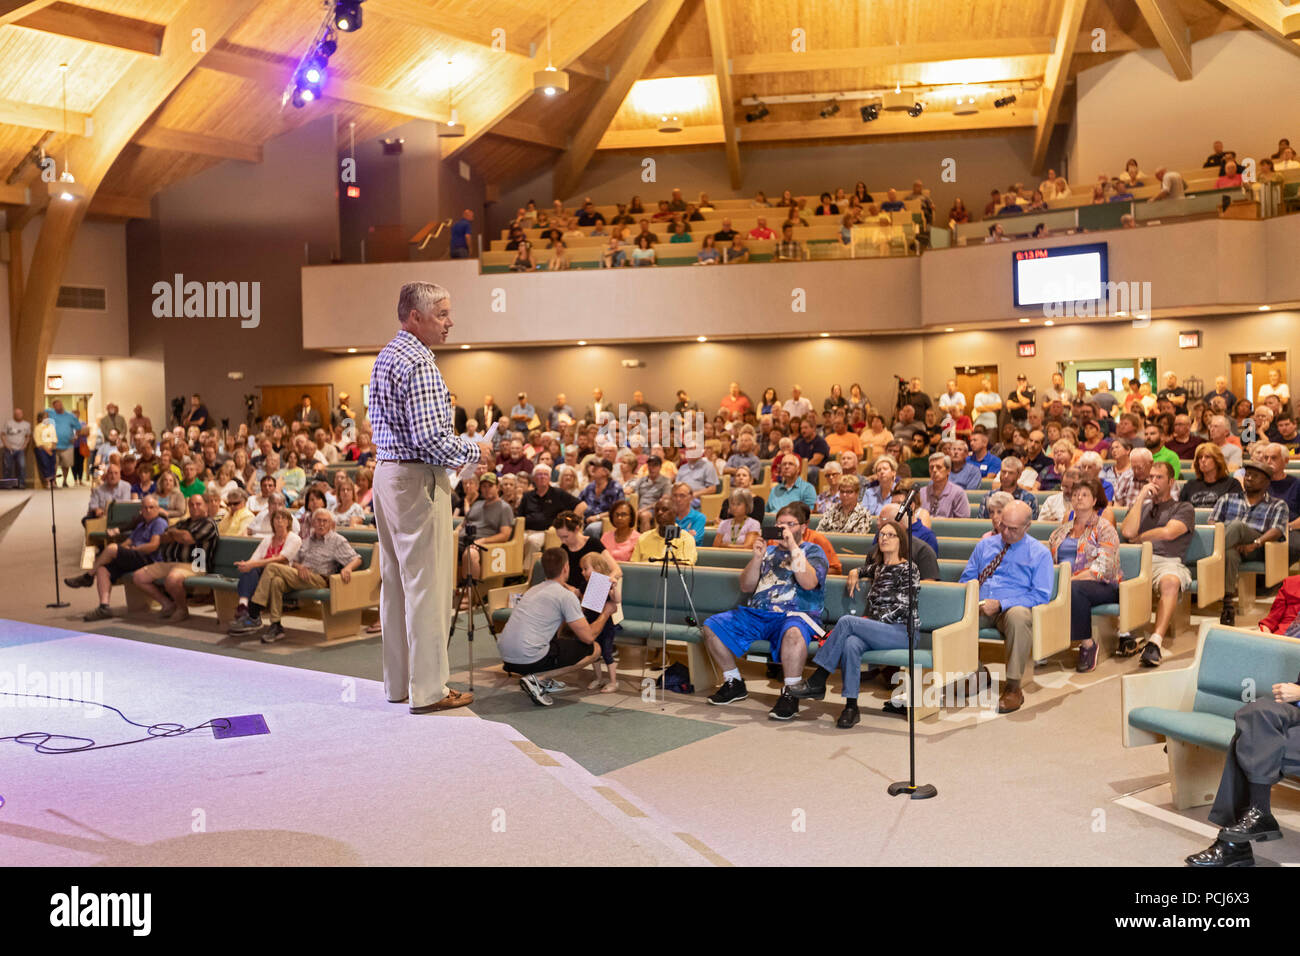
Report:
581,571,612,613
448,421,497,488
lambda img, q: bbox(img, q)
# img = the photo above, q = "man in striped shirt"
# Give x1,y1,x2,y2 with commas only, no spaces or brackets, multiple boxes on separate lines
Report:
370,282,492,714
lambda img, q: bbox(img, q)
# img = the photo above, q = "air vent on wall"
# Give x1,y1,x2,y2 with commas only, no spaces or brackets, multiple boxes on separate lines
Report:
56,285,106,311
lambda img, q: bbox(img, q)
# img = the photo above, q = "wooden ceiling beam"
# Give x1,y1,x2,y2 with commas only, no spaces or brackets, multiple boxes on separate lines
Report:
440,0,652,160
132,122,261,162
12,0,259,424
86,192,150,219
0,1,55,28
0,95,90,134
1134,0,1194,79
491,117,566,150
11,2,161,55
551,0,687,199
0,183,29,204
703,0,740,190
1216,0,1300,44
1032,0,1089,173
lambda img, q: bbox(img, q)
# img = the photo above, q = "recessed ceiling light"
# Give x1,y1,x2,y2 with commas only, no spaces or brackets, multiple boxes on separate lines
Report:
696,336,707,342
1259,305,1271,311
1044,320,1055,326
819,332,830,338
460,344,470,349
945,327,954,332
1018,317,1030,324
346,347,357,353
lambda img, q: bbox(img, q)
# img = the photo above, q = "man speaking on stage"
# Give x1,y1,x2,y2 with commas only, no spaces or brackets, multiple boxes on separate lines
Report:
370,282,492,713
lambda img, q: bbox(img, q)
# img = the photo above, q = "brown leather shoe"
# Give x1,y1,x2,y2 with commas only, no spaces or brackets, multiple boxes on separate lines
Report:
997,686,1024,714
410,689,474,714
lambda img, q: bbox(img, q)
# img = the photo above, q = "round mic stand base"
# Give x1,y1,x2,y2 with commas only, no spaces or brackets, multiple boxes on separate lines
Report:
887,781,938,800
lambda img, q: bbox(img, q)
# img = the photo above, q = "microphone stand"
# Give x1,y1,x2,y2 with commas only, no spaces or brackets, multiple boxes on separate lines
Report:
887,495,935,800
46,457,68,609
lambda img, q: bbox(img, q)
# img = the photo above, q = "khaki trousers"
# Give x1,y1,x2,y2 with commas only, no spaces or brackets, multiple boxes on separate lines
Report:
253,563,326,622
980,605,1034,681
374,461,455,707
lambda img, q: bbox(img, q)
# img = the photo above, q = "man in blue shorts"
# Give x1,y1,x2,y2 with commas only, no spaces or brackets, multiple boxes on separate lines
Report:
701,502,829,721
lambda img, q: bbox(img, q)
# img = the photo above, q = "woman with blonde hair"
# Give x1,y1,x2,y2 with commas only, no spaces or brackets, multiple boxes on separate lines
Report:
332,475,367,527
355,466,374,510
1182,442,1235,507
156,470,185,518
579,550,622,693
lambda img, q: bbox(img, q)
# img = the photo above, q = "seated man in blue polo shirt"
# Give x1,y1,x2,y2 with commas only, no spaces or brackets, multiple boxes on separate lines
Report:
947,439,983,490
701,502,829,721
958,499,1055,714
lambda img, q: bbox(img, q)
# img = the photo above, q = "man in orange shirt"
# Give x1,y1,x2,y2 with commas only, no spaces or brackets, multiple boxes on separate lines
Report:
825,412,863,460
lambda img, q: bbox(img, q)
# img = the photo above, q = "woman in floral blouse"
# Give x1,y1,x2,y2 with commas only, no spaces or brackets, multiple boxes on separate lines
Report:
787,518,920,729
1047,476,1120,674
817,474,872,535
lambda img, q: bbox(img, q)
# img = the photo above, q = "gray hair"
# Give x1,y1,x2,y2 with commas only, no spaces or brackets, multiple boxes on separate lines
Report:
397,282,449,323
312,507,337,527
986,490,1014,511
1077,451,1102,468
928,452,952,470
141,494,159,508
1129,448,1154,465
1000,456,1023,472
729,489,753,512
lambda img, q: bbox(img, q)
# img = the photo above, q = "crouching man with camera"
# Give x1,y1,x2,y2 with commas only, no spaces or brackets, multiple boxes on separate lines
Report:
699,502,829,721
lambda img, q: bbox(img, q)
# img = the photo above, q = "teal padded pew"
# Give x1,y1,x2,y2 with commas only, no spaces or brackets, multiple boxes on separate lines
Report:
1122,624,1300,809
125,534,381,642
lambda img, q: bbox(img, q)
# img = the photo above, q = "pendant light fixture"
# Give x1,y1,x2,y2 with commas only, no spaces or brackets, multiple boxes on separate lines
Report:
438,58,465,137
533,11,569,96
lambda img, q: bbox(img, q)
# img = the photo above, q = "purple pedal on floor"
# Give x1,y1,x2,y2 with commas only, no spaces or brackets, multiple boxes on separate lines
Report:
211,714,269,739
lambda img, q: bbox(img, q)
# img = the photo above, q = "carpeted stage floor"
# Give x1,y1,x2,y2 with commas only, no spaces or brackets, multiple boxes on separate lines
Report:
2,487,1298,867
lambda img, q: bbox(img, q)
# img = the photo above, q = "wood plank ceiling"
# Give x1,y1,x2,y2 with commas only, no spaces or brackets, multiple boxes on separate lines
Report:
0,0,1281,219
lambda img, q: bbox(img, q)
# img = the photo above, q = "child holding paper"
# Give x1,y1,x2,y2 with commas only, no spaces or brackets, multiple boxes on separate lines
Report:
580,551,622,692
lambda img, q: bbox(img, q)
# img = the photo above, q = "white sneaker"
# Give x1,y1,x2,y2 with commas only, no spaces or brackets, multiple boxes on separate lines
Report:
519,675,554,707
538,678,566,693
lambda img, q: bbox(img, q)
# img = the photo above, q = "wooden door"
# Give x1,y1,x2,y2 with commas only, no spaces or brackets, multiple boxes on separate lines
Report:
258,384,334,428
954,365,999,419
1229,352,1288,411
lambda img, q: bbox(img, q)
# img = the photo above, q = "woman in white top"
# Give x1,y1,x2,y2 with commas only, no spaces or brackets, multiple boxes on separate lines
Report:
332,476,367,527
229,509,302,633
210,460,240,501
714,491,760,549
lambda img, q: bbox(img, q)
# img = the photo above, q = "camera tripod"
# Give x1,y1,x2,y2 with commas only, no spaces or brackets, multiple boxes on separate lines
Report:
645,531,702,707
448,541,495,692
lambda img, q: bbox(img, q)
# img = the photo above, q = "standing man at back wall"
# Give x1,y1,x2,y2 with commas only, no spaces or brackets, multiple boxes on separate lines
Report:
369,281,492,714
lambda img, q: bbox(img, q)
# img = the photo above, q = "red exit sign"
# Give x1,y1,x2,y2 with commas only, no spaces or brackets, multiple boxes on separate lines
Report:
1017,340,1036,357
346,185,361,199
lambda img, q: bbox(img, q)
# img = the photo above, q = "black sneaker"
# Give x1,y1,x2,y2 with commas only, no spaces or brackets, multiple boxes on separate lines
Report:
1140,642,1162,667
768,687,799,721
1185,839,1254,867
65,573,94,588
1220,602,1236,626
707,678,748,705
260,622,287,644
229,614,262,636
1116,633,1139,657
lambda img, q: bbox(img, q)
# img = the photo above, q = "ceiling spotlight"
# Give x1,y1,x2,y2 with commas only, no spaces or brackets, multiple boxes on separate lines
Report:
290,86,316,108
994,94,1017,108
1259,305,1271,311
333,1,362,32
381,137,404,154
1044,320,1055,326
745,102,769,123
460,344,471,350
907,102,924,117
533,65,570,96
953,92,978,116
1018,317,1030,324
577,340,587,346
819,100,840,119
819,332,830,338
658,115,682,133
696,336,708,342
318,35,337,57
859,104,879,123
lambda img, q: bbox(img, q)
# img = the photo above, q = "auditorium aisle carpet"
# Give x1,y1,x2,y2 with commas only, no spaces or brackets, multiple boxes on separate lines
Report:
3,487,1299,867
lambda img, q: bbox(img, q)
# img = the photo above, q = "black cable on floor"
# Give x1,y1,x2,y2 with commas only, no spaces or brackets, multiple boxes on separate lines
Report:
0,691,230,754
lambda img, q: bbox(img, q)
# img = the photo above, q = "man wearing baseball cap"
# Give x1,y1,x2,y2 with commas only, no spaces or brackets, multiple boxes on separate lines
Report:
509,392,535,434
1210,460,1291,626
1006,374,1035,427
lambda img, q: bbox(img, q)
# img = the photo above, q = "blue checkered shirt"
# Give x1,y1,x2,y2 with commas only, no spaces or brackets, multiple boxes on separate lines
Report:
369,330,480,468
1209,492,1289,534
